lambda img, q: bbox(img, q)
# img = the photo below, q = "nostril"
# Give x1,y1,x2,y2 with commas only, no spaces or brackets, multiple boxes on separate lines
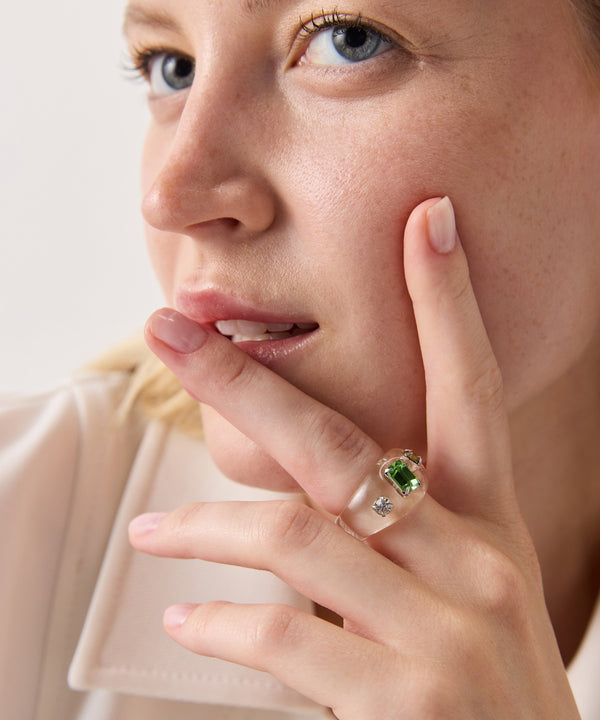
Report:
185,217,241,235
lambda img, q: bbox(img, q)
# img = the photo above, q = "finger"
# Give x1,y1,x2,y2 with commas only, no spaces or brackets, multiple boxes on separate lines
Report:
144,309,381,513
403,197,514,518
162,600,400,718
130,496,520,619
128,500,439,638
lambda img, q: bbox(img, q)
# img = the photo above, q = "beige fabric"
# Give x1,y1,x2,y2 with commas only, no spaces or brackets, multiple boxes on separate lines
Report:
1,374,327,719
1,374,144,720
0,373,598,719
68,420,324,716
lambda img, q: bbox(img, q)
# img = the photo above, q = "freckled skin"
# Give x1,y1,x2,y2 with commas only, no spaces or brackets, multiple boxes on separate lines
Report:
136,0,600,491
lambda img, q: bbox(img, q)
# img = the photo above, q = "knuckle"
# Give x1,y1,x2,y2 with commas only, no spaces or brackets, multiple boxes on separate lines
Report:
474,544,529,620
249,604,300,658
445,258,473,306
167,503,205,553
172,501,202,526
464,358,505,415
266,501,324,553
213,348,256,393
191,600,230,635
304,406,372,467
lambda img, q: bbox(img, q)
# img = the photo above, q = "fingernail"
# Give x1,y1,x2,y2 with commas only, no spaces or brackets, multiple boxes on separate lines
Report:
164,604,196,629
129,512,167,535
427,196,456,254
147,309,208,354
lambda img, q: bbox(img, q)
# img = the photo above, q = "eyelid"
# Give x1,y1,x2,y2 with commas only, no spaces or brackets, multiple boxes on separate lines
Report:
291,10,415,69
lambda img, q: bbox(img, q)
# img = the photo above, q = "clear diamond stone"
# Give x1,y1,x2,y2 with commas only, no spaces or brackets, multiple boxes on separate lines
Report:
372,497,394,517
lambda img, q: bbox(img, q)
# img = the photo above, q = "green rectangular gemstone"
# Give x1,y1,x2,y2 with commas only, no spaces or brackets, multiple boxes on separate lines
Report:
385,460,420,496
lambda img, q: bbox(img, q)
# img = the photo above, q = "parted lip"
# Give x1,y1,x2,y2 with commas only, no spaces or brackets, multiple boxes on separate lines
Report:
173,283,320,367
174,285,318,328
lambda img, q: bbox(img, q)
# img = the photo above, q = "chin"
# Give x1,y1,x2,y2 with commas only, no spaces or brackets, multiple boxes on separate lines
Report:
201,406,303,493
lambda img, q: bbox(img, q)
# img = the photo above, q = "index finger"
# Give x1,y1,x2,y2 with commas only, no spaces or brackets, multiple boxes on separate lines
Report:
145,311,381,514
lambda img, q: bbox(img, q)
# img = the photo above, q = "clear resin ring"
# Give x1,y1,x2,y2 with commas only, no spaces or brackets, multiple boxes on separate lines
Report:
335,449,427,541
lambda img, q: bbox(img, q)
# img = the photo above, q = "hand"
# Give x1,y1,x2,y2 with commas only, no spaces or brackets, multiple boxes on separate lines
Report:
130,197,580,719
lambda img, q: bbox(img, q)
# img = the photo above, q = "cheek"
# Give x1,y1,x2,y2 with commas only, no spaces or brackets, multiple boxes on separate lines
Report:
274,87,491,319
278,71,505,254
278,72,600,412
447,106,600,407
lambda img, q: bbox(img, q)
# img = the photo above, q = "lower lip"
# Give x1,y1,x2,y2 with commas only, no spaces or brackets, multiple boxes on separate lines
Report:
230,329,319,368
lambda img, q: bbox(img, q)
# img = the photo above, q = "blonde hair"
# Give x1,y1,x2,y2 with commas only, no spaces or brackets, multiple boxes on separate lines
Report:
89,333,203,438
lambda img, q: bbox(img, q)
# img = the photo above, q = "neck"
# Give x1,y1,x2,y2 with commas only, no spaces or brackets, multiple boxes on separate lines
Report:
510,338,600,665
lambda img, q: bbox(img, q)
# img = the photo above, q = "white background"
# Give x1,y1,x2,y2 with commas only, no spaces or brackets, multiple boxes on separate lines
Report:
0,0,162,393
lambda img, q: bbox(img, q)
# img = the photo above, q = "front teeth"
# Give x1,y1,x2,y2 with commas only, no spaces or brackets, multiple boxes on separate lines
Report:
215,319,316,342
215,320,293,336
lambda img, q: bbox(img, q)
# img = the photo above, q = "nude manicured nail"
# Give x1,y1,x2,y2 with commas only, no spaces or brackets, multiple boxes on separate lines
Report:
427,196,457,254
148,309,208,354
164,604,196,629
129,512,167,535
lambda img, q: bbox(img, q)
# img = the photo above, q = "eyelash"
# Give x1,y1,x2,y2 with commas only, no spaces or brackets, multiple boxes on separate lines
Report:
125,45,192,82
125,46,153,81
124,11,397,83
297,10,393,46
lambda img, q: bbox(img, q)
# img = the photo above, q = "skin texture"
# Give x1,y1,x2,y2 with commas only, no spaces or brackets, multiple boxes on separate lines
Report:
136,0,600,488
125,0,600,716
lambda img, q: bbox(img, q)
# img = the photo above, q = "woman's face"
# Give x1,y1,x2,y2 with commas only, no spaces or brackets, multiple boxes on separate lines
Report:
128,0,600,489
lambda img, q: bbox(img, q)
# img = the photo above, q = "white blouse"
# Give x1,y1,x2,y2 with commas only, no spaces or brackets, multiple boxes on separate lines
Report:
1,374,597,719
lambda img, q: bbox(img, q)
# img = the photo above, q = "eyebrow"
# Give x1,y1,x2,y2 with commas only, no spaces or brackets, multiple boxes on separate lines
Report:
243,0,281,10
123,4,183,35
124,0,284,30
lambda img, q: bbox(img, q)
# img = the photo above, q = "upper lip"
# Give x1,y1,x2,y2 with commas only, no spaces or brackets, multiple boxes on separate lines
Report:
174,283,317,328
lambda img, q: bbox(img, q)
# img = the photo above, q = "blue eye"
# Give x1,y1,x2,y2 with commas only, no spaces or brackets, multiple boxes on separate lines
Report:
148,52,195,95
302,20,392,66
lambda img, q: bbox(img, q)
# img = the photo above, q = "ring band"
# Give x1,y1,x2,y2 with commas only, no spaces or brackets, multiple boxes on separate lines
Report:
335,449,427,540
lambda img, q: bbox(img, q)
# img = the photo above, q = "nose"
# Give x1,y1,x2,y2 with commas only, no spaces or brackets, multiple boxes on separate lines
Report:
141,86,277,237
